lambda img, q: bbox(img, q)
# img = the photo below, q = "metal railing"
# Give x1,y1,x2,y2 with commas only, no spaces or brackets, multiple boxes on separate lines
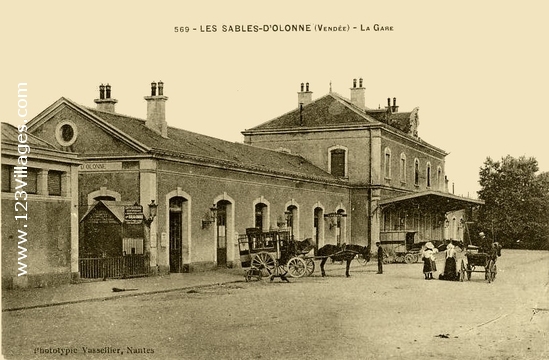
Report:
79,254,150,279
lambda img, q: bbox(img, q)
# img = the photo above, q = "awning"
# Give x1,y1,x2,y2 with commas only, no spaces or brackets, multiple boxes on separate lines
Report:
379,190,484,213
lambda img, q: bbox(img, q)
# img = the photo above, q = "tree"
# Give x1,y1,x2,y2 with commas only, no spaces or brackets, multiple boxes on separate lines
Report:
477,155,549,250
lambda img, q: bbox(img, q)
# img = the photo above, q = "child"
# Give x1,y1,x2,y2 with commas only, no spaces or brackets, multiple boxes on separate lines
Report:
422,242,437,280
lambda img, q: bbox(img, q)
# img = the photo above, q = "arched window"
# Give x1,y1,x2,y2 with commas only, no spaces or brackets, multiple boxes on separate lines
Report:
384,147,392,179
437,166,443,190
255,203,268,230
400,153,407,183
328,145,348,178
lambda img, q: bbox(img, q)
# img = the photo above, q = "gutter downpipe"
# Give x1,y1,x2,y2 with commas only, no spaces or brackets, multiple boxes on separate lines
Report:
368,128,372,248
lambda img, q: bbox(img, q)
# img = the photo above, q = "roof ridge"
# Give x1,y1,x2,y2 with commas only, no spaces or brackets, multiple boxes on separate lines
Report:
329,92,378,123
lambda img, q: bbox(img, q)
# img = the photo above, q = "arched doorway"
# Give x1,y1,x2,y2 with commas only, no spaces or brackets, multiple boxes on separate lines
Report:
216,200,231,266
286,205,297,240
169,197,187,273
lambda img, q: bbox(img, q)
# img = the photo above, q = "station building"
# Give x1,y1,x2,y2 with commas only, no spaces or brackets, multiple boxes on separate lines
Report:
243,80,483,249
1,123,80,288
19,79,482,279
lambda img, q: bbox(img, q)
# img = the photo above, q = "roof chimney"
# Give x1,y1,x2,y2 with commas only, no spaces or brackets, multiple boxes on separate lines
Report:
391,97,399,113
350,78,365,110
297,82,312,107
94,83,118,112
144,81,168,138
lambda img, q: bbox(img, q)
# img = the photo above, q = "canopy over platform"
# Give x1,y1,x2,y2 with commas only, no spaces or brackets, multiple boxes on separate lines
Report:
379,190,484,214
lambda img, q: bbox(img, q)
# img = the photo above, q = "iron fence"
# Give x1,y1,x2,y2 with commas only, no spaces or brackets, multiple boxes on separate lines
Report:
79,254,150,279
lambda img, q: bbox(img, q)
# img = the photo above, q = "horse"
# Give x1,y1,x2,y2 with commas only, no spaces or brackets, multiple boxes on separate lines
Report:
291,238,315,255
317,243,371,277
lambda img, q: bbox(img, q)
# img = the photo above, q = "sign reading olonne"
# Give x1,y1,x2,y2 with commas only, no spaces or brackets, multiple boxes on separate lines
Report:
124,204,144,225
79,162,122,172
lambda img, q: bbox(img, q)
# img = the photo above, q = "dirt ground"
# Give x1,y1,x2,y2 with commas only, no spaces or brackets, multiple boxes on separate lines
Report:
2,249,548,360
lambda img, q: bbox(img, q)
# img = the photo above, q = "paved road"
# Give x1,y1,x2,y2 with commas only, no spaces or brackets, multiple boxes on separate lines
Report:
2,250,548,360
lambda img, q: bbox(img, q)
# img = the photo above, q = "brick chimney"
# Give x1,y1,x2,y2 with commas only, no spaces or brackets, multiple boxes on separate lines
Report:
385,97,399,113
94,83,118,112
144,81,168,138
392,97,399,113
297,82,312,107
350,78,366,110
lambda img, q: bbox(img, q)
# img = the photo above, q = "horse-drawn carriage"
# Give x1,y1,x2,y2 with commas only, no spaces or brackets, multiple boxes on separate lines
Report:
239,228,371,280
379,231,421,264
458,223,502,283
238,228,315,282
459,244,500,283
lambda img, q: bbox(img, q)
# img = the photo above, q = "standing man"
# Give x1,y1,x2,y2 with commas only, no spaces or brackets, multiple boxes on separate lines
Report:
376,242,383,274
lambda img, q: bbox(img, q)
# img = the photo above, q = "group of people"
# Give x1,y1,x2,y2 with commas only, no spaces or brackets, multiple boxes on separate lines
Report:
374,239,462,281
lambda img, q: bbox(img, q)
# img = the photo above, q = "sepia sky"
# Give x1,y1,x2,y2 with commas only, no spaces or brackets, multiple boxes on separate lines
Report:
3,1,548,198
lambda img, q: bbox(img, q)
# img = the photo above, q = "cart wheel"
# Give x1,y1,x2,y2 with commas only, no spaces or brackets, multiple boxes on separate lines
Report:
251,252,276,278
304,258,315,276
404,254,415,264
287,257,307,278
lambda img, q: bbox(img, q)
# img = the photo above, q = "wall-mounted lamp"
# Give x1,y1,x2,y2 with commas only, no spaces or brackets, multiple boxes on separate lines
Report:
284,210,292,224
324,212,347,229
144,200,158,227
201,204,218,229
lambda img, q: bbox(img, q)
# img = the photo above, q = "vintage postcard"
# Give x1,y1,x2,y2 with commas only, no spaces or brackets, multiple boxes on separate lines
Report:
2,2,548,359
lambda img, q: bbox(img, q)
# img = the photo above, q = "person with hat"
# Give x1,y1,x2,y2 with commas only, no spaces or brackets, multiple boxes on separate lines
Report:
376,242,384,274
479,232,491,253
422,242,437,280
439,242,459,281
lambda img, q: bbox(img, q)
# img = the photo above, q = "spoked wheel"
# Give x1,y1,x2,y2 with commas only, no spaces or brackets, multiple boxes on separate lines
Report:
286,257,307,278
304,258,315,276
404,253,415,264
245,267,262,282
251,252,276,277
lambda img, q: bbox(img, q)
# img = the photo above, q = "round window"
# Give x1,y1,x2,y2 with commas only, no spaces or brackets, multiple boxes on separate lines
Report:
55,121,78,146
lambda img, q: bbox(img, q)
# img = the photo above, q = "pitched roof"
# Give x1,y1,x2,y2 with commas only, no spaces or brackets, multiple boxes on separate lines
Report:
243,92,416,136
79,106,342,184
1,122,58,150
80,200,138,223
246,93,377,131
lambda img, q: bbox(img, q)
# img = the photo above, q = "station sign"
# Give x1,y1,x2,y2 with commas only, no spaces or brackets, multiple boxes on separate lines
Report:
79,162,123,172
124,205,144,225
